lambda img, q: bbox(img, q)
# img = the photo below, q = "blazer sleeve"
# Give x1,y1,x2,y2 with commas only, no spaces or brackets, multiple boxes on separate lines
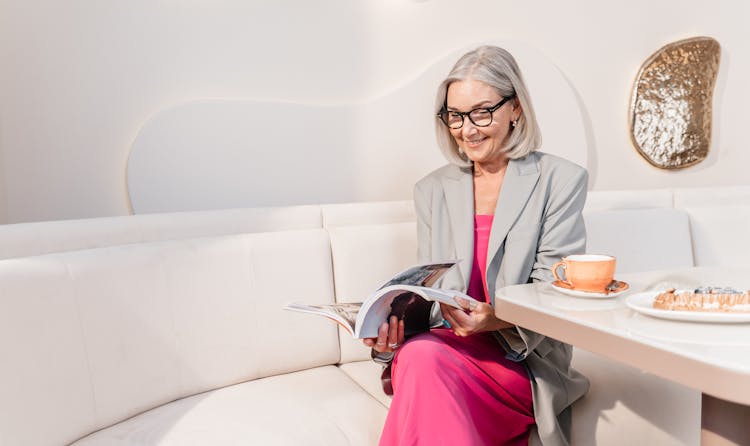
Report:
498,166,588,360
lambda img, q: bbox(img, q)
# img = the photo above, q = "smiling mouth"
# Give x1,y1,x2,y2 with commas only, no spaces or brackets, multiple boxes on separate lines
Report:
463,137,486,146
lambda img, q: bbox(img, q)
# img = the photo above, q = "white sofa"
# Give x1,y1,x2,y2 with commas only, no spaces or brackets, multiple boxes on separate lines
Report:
1,186,748,446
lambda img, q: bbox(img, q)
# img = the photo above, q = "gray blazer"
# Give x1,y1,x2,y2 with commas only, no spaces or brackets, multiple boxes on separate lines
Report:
414,151,590,446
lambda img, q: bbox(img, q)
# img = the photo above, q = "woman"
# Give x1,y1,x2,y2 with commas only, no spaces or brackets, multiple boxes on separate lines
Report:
364,45,590,445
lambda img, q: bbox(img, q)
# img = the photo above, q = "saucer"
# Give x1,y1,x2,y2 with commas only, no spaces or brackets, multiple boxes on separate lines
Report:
550,280,630,298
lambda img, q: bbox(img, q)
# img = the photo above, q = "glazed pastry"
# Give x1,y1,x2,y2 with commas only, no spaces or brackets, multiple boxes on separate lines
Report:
653,287,750,312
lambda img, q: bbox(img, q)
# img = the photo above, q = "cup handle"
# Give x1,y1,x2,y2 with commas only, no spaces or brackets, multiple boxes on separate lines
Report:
552,261,572,287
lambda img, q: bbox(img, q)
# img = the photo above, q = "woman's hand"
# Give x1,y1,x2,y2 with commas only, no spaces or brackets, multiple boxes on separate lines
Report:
440,297,513,336
362,315,405,353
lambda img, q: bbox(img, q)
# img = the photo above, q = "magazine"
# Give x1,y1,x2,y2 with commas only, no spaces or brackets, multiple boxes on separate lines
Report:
284,261,477,339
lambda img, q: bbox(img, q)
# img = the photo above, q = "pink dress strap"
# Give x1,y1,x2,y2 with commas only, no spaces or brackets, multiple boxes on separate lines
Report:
467,214,493,303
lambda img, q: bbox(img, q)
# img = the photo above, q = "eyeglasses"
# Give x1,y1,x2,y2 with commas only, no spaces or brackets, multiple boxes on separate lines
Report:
437,95,516,129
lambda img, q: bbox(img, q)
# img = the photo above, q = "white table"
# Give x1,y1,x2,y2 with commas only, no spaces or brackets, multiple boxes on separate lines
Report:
494,266,750,446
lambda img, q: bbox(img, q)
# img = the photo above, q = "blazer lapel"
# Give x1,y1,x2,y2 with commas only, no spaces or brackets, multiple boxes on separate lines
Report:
486,155,541,268
441,167,474,289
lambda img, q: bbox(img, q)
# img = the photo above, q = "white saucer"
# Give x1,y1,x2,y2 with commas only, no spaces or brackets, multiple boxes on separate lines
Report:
550,280,630,298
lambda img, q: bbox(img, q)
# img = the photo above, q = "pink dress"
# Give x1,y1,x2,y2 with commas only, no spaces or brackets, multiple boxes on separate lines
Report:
379,215,534,446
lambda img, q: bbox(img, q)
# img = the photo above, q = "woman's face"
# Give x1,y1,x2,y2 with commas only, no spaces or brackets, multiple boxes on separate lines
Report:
445,79,520,166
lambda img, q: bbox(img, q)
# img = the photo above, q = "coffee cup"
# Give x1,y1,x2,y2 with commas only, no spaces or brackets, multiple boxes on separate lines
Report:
552,254,616,292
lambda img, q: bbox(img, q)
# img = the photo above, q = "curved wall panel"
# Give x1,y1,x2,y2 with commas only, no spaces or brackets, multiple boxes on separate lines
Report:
127,41,588,213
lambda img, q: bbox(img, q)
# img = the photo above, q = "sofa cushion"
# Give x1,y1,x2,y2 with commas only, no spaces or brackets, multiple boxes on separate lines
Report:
684,205,750,266
71,366,388,446
0,205,322,260
0,229,339,445
328,222,418,363
338,360,392,409
583,208,694,273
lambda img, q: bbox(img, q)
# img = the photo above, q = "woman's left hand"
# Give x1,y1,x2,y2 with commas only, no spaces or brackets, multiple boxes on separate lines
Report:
440,297,513,336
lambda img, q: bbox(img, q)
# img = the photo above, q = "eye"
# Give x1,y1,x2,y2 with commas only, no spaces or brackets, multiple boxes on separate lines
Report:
469,109,493,126
470,109,491,118
447,112,463,123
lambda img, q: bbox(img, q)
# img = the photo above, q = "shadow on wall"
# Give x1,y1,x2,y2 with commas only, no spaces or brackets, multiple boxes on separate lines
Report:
558,71,599,189
126,41,590,214
679,45,730,176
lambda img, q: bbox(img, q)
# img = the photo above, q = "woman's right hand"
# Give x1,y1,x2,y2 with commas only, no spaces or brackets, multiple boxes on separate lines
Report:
362,315,405,353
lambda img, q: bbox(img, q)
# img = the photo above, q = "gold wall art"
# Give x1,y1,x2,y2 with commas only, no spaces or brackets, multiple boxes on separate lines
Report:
629,36,720,169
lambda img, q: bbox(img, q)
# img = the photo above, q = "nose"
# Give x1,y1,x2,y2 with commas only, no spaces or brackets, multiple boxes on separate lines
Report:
461,119,478,138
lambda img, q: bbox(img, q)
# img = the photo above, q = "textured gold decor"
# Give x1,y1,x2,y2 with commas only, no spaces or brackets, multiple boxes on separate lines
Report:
629,37,720,169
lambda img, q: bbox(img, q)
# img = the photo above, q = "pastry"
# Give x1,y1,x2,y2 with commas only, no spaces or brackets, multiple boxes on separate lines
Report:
653,287,750,312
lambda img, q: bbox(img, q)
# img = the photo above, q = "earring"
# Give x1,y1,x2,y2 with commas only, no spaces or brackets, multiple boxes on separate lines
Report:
512,119,518,128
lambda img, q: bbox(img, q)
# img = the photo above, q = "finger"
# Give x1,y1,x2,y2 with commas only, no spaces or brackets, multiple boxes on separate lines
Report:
375,322,389,351
451,307,473,327
442,303,475,336
441,306,459,331
441,302,462,319
397,319,405,344
388,315,399,349
363,338,374,347
439,302,455,317
454,296,478,312
453,295,470,310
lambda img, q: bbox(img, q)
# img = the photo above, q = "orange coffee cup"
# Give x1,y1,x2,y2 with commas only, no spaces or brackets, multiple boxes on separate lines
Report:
552,254,616,292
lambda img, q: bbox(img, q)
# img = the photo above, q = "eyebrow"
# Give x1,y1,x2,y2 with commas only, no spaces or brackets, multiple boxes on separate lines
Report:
445,99,499,111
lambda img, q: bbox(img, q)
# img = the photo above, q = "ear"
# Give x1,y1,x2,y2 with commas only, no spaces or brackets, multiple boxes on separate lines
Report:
512,99,523,121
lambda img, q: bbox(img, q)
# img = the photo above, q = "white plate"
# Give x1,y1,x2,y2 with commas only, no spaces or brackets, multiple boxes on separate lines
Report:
549,280,629,298
626,290,750,323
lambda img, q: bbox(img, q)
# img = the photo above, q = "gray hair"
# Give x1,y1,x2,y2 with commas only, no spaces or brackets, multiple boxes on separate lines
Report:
435,46,542,166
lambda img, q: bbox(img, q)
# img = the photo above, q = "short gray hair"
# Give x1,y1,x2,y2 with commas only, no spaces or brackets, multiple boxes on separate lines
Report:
435,46,542,166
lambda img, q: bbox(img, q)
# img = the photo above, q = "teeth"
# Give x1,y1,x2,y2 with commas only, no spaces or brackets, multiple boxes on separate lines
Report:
463,138,485,143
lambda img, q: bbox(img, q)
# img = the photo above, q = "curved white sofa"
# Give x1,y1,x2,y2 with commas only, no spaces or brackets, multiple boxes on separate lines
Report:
2,185,748,446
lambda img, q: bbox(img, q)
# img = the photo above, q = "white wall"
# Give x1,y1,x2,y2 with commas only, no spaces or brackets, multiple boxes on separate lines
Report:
0,121,6,224
0,0,748,223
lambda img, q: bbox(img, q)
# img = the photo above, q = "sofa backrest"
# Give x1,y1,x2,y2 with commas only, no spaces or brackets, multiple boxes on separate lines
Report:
321,200,415,227
583,208,694,273
0,229,338,446
328,222,418,363
585,189,673,211
673,188,750,267
673,185,750,208
0,205,322,260
683,205,750,267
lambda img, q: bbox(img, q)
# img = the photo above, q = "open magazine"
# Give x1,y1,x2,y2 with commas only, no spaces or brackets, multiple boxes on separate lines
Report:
284,261,478,339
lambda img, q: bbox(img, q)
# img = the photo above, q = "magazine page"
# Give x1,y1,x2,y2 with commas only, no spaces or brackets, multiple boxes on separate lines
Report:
284,261,470,339
353,285,477,339
377,261,458,290
416,286,476,307
284,302,362,336
353,288,412,339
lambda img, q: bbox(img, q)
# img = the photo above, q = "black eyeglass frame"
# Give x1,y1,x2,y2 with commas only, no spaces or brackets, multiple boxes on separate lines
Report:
436,95,516,129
